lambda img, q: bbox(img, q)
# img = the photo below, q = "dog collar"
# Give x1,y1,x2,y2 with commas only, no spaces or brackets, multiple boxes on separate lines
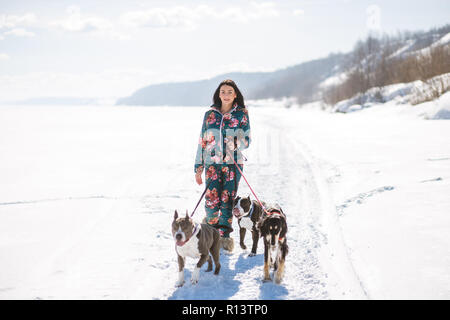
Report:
243,202,255,218
192,223,201,237
266,209,282,216
177,223,201,247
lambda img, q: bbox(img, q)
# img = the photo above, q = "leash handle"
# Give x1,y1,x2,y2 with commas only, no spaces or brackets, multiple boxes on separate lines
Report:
191,179,212,217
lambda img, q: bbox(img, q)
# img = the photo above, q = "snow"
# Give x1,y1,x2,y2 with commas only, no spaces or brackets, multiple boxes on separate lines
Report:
319,72,347,89
0,100,449,299
387,33,449,59
281,105,450,299
388,40,415,59
432,32,450,47
334,74,450,117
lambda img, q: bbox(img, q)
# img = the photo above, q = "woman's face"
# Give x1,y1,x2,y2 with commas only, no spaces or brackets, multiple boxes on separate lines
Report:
219,85,237,107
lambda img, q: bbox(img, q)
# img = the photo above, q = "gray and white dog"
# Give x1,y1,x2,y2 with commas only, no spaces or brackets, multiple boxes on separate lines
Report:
172,210,221,287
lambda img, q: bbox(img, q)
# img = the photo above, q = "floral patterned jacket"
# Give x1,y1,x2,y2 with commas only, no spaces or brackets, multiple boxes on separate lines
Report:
195,103,251,174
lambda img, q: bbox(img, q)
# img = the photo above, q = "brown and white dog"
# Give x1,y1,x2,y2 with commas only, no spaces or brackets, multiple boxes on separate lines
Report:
258,206,288,284
232,195,266,256
172,210,221,287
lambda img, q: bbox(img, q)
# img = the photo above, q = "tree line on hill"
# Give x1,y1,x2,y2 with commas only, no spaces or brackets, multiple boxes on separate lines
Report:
323,24,450,106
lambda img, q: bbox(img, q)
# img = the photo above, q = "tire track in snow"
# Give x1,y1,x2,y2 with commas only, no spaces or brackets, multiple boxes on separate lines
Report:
257,110,368,299
253,113,328,299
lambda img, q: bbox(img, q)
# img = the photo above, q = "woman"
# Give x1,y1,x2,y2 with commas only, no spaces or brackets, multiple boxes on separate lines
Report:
194,79,251,252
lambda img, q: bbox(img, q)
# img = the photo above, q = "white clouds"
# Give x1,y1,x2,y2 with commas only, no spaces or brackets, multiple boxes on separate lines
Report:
0,12,37,39
0,53,10,60
4,28,35,37
293,9,305,16
119,2,280,30
38,2,282,40
248,1,279,20
0,13,37,29
215,2,279,23
48,5,131,40
119,6,199,29
1,3,282,40
51,5,112,33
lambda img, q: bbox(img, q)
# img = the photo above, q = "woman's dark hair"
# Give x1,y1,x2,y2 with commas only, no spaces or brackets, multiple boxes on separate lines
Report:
213,79,245,108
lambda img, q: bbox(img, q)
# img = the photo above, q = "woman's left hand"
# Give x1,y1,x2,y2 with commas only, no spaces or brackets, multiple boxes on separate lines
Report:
225,139,236,152
195,172,203,185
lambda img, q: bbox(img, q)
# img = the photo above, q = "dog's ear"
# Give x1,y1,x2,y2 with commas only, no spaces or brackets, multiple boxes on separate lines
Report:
233,196,240,206
247,194,251,200
185,210,189,220
174,210,178,220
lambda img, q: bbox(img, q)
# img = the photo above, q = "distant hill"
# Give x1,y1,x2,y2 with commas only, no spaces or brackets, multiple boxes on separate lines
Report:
115,53,346,106
116,72,276,106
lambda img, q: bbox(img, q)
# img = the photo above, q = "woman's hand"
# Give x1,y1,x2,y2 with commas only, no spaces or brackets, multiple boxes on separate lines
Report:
225,137,237,152
195,172,203,185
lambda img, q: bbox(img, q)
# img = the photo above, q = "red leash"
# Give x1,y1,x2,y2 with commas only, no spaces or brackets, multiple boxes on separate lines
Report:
226,150,270,215
191,179,212,217
191,150,269,218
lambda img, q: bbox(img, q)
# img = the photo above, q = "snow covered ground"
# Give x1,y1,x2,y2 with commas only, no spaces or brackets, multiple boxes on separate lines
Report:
279,98,450,299
0,99,449,299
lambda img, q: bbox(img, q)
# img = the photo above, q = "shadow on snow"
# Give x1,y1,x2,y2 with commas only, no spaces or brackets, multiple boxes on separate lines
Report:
168,250,288,300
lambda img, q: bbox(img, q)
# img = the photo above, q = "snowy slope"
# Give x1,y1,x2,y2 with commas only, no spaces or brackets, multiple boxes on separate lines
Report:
0,102,449,299
333,74,450,115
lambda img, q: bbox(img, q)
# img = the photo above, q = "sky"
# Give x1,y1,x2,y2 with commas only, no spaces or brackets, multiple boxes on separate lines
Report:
0,0,449,101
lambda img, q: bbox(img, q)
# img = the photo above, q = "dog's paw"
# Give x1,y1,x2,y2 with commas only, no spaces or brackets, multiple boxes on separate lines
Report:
262,277,272,283
175,280,185,287
248,252,256,257
214,264,221,275
240,243,247,250
274,265,285,284
175,270,185,287
191,267,200,285
222,250,234,256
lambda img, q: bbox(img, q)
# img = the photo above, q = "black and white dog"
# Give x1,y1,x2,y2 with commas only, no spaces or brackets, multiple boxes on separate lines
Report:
172,210,221,287
258,206,288,284
232,195,266,256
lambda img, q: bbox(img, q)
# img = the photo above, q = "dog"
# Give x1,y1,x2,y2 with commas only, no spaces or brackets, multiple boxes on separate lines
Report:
172,210,221,287
258,205,288,284
232,195,266,256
